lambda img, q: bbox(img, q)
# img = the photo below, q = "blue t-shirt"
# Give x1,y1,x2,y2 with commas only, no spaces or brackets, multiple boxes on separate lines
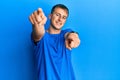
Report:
31,29,75,80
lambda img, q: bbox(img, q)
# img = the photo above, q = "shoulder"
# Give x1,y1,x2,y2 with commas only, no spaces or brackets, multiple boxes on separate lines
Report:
62,28,73,32
61,28,73,34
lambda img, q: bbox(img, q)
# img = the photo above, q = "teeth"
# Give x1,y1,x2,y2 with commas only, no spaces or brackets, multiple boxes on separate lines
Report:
56,21,61,25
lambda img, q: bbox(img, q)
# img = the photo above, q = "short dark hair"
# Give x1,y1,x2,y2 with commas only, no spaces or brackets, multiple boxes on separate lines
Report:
51,4,69,15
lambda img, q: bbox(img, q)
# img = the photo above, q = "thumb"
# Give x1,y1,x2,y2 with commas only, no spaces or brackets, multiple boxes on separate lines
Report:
65,39,72,50
69,41,74,48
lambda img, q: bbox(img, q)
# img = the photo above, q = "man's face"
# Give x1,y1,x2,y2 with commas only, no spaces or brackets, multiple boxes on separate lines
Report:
49,7,68,30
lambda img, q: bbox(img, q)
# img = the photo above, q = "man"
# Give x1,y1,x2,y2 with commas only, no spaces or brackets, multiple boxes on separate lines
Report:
29,4,80,80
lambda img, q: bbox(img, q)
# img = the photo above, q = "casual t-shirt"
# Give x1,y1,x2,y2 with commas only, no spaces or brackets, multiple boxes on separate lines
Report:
31,29,75,80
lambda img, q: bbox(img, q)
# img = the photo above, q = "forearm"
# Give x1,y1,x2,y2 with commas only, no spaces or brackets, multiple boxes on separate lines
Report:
65,31,78,39
32,25,45,42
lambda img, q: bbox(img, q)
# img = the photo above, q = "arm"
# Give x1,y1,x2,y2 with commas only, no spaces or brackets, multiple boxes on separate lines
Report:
65,32,80,50
29,8,47,42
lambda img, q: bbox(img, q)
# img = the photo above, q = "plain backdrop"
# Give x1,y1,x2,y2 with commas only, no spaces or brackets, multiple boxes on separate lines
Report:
0,0,120,80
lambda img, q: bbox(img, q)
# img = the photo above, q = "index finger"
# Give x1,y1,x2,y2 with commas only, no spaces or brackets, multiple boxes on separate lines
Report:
38,8,45,18
37,8,43,14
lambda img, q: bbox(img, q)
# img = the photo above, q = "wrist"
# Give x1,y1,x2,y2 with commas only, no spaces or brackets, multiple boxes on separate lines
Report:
69,31,78,34
66,31,78,38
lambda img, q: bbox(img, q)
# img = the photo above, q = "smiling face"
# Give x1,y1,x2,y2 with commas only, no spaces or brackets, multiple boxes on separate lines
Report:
49,7,68,30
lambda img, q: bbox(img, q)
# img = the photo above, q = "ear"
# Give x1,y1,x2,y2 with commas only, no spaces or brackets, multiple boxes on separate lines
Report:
49,14,52,19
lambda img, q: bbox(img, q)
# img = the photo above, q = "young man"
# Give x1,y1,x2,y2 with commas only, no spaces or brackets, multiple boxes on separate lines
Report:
29,4,80,80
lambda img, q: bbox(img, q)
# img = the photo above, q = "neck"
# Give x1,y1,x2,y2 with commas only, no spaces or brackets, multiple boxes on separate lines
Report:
47,26,61,34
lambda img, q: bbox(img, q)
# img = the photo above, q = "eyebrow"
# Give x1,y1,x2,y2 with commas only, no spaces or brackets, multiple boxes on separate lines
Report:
54,12,68,17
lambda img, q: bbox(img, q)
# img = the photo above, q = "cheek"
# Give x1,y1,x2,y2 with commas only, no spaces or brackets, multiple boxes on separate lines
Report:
51,17,57,22
62,20,66,24
51,17,56,23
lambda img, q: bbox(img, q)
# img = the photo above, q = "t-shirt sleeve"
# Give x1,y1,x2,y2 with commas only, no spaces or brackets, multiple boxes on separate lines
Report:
31,33,43,46
61,28,74,38
62,28,73,35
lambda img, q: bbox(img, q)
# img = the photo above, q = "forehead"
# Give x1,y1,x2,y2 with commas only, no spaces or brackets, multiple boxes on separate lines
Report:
53,7,68,16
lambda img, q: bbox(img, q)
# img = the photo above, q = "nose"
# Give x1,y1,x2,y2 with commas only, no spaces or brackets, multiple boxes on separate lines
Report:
58,16,62,21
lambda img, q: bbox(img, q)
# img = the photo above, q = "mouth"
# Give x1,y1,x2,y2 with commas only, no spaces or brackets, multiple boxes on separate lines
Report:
56,21,62,26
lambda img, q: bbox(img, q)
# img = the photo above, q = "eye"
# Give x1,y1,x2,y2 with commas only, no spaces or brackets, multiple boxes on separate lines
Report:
55,13,60,17
63,16,67,19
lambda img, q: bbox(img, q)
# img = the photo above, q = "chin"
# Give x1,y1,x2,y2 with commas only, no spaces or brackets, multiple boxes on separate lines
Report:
55,26,62,30
51,23,63,30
